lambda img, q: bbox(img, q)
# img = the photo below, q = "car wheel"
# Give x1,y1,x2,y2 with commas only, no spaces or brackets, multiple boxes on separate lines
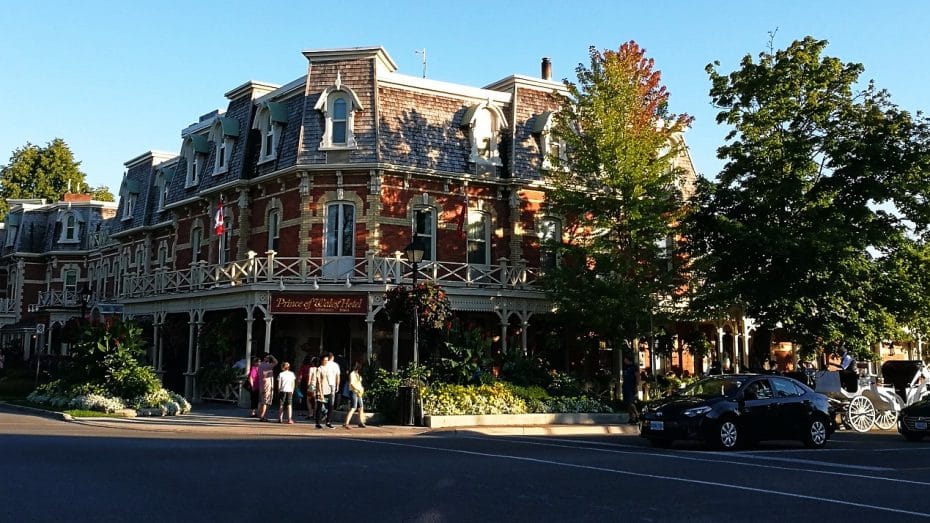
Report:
803,416,829,449
709,418,741,450
648,438,673,449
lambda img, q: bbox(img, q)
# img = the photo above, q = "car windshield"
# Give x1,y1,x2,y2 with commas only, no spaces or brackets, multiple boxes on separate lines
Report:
679,377,744,398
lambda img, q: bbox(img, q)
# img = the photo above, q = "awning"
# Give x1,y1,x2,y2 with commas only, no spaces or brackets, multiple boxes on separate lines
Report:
159,166,176,181
218,116,240,137
267,101,289,123
5,213,21,226
532,111,553,134
191,134,210,154
121,179,141,194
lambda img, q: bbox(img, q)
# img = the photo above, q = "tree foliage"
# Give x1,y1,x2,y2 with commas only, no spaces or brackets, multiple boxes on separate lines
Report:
0,139,112,214
543,42,693,347
686,36,930,354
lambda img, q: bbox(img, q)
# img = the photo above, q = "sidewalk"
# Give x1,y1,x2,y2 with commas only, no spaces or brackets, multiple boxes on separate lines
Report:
0,401,641,437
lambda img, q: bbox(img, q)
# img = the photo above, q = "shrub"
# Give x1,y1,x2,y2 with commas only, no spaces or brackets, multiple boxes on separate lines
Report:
499,350,552,388
427,325,493,385
421,382,528,416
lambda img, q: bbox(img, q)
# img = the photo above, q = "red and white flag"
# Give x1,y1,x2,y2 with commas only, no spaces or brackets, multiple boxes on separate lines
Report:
214,201,225,236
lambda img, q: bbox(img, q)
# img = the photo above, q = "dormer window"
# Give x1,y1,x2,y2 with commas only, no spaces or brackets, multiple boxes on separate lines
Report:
210,117,239,176
253,101,288,163
59,211,81,243
314,75,363,151
190,225,203,265
4,213,19,247
462,102,507,166
155,166,175,211
119,178,141,220
183,135,209,187
532,111,567,170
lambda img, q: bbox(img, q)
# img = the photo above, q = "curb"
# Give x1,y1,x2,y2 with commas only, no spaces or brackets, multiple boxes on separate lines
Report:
0,401,73,422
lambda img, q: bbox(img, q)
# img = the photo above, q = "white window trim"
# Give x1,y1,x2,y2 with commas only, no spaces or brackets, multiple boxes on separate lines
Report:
266,207,281,252
210,123,233,176
59,211,81,243
467,210,491,266
314,78,364,151
463,102,507,167
190,226,203,265
535,112,567,170
253,107,279,164
122,193,137,221
324,202,356,258
412,206,436,262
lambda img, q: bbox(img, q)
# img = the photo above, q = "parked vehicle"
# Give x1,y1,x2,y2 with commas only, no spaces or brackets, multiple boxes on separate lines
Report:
640,374,834,450
898,398,930,442
813,360,930,432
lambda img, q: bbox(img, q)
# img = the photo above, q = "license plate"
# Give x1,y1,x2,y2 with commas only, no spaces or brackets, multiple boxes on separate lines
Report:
650,421,664,431
917,421,928,430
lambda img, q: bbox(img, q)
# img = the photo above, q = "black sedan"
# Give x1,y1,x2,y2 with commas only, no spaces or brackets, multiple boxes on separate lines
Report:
898,398,930,442
640,374,834,450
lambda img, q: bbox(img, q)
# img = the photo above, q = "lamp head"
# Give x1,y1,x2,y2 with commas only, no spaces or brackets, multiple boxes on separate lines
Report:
404,238,425,264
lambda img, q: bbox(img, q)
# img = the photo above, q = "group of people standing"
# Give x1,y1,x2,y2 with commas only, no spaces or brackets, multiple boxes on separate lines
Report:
246,351,366,429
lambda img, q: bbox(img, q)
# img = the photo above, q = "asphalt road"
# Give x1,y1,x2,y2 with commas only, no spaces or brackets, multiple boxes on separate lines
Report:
1,411,929,522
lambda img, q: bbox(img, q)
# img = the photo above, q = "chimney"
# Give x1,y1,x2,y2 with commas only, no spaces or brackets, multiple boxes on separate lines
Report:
541,57,552,80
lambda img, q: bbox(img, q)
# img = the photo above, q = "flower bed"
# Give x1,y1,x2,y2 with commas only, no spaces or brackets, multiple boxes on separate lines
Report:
421,382,612,416
27,383,191,416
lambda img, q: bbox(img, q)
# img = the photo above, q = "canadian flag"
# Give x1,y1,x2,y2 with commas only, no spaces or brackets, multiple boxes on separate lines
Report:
214,201,225,236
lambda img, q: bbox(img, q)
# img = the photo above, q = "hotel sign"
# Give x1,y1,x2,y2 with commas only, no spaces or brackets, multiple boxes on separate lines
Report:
270,294,367,315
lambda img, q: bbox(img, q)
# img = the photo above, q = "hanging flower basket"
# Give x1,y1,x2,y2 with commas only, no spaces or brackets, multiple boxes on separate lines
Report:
383,281,452,330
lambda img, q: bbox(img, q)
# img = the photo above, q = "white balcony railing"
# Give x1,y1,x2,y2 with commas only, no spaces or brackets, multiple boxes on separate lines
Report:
118,252,539,299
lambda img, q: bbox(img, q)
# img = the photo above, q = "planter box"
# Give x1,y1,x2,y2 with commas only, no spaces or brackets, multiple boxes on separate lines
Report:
424,412,628,428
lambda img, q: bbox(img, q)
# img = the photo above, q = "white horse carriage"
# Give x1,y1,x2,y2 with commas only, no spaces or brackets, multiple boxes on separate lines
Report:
813,360,930,432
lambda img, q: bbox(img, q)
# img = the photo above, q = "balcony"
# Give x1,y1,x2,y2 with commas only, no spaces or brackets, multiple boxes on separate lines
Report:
35,289,95,310
120,252,539,299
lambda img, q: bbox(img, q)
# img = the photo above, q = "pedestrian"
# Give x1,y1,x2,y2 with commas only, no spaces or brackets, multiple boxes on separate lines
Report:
343,361,366,429
247,357,261,417
305,356,320,419
297,355,311,416
315,351,340,429
622,354,640,424
277,362,297,424
257,353,277,422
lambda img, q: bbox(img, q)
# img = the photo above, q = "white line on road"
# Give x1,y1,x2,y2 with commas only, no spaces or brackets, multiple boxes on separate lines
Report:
454,435,930,487
352,438,930,519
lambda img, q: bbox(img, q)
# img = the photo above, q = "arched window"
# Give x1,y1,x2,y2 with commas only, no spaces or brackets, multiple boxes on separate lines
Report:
266,207,280,252
190,226,203,265
314,79,363,150
210,117,238,175
325,202,355,258
538,217,562,271
59,212,80,242
253,101,288,163
462,103,507,167
467,210,490,265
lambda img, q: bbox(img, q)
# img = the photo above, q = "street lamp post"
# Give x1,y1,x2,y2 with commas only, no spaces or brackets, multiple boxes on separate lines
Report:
404,239,425,364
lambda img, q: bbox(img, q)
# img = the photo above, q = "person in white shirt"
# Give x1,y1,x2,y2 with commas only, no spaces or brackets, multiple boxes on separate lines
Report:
276,362,297,424
315,352,340,429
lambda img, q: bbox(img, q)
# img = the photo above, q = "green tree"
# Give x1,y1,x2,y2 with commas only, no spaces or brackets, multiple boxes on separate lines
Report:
90,185,115,202
0,139,110,214
687,36,930,358
542,42,693,353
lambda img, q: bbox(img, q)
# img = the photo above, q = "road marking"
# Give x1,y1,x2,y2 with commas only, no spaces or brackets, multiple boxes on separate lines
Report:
452,436,930,487
352,438,930,519
702,451,892,471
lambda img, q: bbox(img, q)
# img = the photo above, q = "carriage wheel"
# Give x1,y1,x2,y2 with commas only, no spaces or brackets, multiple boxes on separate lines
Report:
873,410,897,431
846,395,875,432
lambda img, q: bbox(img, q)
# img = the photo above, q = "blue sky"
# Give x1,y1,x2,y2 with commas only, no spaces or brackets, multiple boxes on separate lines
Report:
1,1,927,192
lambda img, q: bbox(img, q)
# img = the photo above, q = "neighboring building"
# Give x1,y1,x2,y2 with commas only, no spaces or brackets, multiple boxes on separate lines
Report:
1,47,698,400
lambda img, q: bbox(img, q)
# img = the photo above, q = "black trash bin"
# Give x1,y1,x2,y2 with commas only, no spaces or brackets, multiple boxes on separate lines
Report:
398,386,416,426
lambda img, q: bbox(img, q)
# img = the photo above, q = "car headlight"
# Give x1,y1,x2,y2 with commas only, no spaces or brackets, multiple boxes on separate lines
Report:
683,406,712,417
